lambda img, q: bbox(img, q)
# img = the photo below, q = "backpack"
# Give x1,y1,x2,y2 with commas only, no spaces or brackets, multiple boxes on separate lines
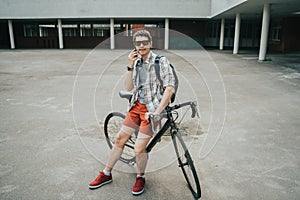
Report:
154,55,179,103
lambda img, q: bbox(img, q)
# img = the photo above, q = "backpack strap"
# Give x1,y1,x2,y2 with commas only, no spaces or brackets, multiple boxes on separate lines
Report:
154,55,164,86
170,63,179,92
134,59,142,86
155,55,178,90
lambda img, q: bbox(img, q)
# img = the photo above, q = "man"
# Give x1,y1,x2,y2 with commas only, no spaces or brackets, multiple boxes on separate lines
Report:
89,29,175,195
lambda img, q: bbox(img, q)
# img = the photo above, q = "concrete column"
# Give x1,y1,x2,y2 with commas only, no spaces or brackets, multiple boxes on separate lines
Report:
164,18,169,50
8,20,15,49
80,25,83,37
39,26,43,37
57,19,63,49
91,23,94,37
258,4,270,61
233,13,241,54
110,18,115,50
125,24,129,36
219,18,225,50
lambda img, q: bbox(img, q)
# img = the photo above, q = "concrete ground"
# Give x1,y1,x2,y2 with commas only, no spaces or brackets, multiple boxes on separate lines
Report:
0,49,299,200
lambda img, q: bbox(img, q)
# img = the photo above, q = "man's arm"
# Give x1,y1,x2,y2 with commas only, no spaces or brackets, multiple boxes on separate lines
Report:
124,70,134,91
154,86,175,114
145,85,175,121
125,49,138,91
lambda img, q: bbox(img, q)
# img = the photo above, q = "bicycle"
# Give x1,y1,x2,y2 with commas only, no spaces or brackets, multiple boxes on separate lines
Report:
104,91,201,199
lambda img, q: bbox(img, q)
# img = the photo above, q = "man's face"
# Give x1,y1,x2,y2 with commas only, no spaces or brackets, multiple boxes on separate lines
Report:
134,36,152,57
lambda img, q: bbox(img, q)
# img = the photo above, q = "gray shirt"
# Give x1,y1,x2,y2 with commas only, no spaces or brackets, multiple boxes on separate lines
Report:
138,62,147,104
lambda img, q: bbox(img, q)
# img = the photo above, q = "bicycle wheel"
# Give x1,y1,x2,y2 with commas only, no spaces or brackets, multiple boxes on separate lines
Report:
172,130,201,199
104,112,136,164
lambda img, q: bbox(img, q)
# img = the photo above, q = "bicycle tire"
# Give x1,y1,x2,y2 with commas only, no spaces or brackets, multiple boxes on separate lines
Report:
104,112,136,164
172,130,201,199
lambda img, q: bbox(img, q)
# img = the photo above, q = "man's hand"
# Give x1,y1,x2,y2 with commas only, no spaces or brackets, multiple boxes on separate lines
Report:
144,112,151,122
128,49,138,67
145,112,160,122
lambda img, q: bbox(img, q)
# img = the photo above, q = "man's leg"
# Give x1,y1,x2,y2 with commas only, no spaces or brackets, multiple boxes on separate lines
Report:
106,105,140,172
131,132,151,195
89,127,135,189
134,133,152,176
105,127,135,172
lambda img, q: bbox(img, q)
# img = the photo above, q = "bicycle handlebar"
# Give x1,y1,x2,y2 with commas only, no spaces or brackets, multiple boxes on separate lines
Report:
149,101,199,132
167,101,199,118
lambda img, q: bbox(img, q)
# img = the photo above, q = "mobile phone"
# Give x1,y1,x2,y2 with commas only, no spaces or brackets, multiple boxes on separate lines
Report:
133,48,138,58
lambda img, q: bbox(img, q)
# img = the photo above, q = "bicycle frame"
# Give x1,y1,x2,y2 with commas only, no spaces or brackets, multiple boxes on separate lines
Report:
146,117,172,153
146,101,197,153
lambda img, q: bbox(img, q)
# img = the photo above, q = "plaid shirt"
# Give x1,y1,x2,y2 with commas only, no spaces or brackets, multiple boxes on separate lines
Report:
129,51,175,112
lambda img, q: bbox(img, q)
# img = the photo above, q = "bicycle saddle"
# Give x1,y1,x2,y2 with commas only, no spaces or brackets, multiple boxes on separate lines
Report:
119,91,133,100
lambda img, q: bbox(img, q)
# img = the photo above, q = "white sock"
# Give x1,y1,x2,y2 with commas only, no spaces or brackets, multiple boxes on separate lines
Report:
137,175,145,178
103,169,111,176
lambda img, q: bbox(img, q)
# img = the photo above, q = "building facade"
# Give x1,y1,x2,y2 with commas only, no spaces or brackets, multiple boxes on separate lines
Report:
0,0,299,59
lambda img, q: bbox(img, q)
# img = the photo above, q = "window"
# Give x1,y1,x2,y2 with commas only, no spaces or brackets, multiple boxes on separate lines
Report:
206,21,220,38
38,25,55,37
241,22,252,39
144,24,157,28
80,24,92,37
271,22,281,42
24,25,39,37
93,24,110,37
62,24,78,37
24,24,57,37
114,24,122,35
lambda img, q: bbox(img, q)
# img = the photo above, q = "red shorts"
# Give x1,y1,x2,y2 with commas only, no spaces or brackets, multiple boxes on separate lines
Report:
122,101,153,136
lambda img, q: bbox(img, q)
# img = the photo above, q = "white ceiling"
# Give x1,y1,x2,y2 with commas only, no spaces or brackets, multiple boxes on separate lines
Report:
212,0,300,19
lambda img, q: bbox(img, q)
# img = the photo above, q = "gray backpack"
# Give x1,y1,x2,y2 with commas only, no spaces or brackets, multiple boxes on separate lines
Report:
154,55,179,103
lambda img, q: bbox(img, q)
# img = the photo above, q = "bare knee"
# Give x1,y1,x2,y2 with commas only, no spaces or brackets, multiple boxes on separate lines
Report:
134,133,151,154
114,132,130,148
134,143,146,155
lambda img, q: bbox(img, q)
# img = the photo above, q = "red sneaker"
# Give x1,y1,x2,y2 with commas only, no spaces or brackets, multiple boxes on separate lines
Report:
132,177,145,195
89,172,112,189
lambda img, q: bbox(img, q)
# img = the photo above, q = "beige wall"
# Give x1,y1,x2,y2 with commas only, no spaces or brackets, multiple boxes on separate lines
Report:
0,0,210,19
